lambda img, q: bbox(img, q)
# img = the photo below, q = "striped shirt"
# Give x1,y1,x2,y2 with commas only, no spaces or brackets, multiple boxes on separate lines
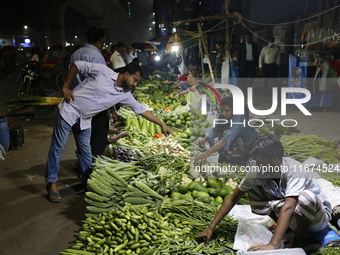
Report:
239,157,327,203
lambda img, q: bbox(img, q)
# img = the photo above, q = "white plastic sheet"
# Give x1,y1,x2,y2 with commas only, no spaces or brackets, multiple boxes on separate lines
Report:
302,157,340,209
229,205,278,251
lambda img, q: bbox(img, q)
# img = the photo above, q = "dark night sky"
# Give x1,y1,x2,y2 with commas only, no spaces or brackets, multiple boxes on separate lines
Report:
1,0,43,31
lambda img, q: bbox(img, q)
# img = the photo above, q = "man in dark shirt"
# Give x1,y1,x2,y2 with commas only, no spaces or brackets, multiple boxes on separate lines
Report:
215,42,225,78
237,33,259,96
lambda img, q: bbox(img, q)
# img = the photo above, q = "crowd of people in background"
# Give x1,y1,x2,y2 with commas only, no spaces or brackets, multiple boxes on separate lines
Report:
0,29,283,95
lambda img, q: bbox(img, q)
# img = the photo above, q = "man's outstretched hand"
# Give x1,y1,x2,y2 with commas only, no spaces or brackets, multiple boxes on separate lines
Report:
195,228,213,246
248,243,276,251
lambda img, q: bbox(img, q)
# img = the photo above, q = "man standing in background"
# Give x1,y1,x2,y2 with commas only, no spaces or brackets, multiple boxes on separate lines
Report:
259,36,280,95
106,44,115,67
69,27,113,158
110,42,126,69
215,42,225,78
70,27,106,85
237,33,259,95
125,46,137,64
138,48,150,80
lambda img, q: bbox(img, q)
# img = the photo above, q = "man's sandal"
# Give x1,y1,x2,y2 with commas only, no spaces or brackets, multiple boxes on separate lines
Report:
46,185,63,203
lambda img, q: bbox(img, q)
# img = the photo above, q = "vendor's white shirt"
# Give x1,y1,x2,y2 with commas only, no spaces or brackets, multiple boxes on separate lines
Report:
58,61,146,130
110,51,126,69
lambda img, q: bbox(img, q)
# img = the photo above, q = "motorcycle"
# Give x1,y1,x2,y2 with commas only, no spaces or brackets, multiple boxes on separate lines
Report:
17,61,56,97
17,61,42,96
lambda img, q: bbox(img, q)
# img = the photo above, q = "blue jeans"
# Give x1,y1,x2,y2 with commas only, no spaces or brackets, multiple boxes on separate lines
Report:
45,113,92,184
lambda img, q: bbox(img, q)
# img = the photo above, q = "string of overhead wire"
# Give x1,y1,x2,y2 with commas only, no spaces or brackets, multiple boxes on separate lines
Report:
176,19,233,44
177,19,226,35
241,4,340,26
205,24,234,33
241,21,340,47
176,25,233,45
203,19,226,33
173,4,340,47
189,6,216,20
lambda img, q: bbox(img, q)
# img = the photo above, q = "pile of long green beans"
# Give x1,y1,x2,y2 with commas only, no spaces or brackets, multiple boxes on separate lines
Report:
281,135,340,164
144,237,235,254
161,199,238,240
140,153,190,172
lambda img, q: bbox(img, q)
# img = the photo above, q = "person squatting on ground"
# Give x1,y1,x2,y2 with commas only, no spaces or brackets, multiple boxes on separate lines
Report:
195,95,258,165
45,61,171,202
196,135,332,251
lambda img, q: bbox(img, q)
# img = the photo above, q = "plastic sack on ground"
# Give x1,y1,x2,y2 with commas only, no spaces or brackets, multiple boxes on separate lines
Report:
229,205,276,229
233,219,273,251
316,177,340,209
230,205,278,251
206,154,219,164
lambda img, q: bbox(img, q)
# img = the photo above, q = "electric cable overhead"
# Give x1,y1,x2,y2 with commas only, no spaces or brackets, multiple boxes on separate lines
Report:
171,4,340,48
241,4,340,26
241,21,340,47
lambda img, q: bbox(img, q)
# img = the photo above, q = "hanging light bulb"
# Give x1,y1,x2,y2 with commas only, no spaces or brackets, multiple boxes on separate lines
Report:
171,42,180,52
171,33,180,52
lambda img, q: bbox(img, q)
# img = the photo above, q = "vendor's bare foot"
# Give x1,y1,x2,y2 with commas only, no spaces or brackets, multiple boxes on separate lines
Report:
46,183,62,202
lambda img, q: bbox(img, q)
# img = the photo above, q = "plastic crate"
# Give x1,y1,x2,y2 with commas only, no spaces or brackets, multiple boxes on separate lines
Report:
34,105,57,118
10,126,24,149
